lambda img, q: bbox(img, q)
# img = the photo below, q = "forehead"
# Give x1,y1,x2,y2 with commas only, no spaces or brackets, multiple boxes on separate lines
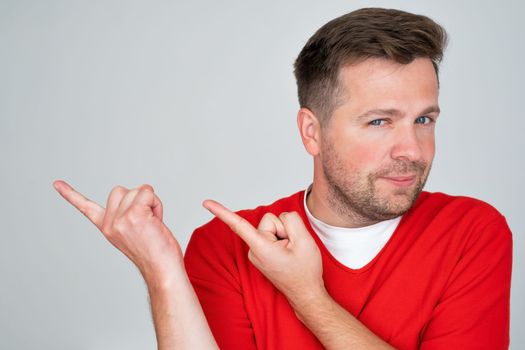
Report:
336,58,439,113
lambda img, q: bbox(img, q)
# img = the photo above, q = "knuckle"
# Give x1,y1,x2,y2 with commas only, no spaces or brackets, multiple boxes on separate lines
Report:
127,211,141,226
141,183,154,192
113,218,127,233
111,185,127,194
290,211,300,218
279,211,297,225
104,229,115,239
248,251,264,270
82,206,99,222
78,206,89,217
261,212,274,221
101,222,111,235
247,250,257,264
141,189,154,200
231,216,246,232
128,188,139,197
108,186,128,203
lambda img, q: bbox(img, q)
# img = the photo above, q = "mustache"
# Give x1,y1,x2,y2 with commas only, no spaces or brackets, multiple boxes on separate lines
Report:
372,160,428,178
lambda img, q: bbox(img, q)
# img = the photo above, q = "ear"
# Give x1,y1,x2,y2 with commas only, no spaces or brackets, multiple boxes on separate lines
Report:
297,107,321,156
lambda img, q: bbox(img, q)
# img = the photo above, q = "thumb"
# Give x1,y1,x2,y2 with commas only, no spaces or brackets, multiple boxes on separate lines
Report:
279,211,310,242
134,186,164,221
258,212,287,240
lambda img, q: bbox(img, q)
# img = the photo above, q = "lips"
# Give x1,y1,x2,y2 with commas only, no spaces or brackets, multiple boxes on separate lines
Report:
379,175,417,187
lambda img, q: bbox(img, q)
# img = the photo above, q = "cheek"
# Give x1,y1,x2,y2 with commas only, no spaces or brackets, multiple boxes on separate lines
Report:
338,137,388,172
420,135,436,163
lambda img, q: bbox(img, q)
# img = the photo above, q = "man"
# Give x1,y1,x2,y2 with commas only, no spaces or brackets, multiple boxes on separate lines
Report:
54,7,512,350
184,8,512,349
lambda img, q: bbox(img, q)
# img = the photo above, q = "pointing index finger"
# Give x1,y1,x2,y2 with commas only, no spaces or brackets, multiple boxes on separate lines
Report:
53,180,105,228
202,199,263,249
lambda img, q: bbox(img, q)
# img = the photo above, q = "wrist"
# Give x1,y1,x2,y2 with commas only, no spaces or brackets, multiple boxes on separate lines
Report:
287,283,330,311
142,259,186,293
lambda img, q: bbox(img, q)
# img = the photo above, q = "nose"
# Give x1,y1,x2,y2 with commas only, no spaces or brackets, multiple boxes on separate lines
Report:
390,126,424,162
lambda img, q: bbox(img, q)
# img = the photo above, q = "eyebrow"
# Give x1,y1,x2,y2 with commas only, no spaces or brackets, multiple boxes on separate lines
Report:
356,105,441,121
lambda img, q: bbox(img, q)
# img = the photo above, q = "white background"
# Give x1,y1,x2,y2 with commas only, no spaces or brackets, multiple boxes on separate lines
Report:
1,0,523,348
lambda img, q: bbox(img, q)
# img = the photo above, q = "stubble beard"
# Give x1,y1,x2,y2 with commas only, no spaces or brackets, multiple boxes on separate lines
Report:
321,142,431,225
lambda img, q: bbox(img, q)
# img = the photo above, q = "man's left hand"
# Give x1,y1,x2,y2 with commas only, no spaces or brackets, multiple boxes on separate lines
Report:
203,200,325,304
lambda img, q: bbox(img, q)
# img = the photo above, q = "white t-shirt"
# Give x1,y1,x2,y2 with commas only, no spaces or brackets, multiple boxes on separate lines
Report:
303,187,401,269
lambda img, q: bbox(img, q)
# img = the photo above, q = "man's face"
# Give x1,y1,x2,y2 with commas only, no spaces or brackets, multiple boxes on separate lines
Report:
318,57,439,224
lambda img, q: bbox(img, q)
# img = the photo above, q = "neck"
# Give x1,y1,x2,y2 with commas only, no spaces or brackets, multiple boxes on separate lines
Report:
307,180,382,229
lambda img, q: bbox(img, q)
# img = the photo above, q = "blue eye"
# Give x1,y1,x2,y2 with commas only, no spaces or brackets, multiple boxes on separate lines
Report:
369,119,386,126
415,116,433,124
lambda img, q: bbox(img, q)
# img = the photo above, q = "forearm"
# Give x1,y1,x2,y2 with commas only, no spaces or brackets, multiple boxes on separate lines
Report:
53,181,217,348
290,290,395,350
144,263,218,350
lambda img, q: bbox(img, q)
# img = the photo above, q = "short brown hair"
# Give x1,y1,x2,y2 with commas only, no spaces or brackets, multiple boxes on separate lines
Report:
294,8,448,123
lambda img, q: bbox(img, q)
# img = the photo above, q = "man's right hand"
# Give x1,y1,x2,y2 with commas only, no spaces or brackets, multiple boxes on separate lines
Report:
53,180,183,284
54,180,219,349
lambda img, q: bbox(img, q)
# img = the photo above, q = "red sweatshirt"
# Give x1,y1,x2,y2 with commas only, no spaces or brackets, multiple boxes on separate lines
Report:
184,190,512,349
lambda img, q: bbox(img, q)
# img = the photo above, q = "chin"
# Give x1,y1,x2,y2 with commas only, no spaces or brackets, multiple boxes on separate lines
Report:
376,188,422,217
386,200,414,217
393,190,422,210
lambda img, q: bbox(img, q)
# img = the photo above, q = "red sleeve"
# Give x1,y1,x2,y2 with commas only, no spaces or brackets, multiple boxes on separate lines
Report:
419,214,513,349
184,219,258,350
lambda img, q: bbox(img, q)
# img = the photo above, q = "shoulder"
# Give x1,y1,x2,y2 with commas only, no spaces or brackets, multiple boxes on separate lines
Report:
399,192,512,297
415,194,512,348
407,191,512,246
411,191,506,223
